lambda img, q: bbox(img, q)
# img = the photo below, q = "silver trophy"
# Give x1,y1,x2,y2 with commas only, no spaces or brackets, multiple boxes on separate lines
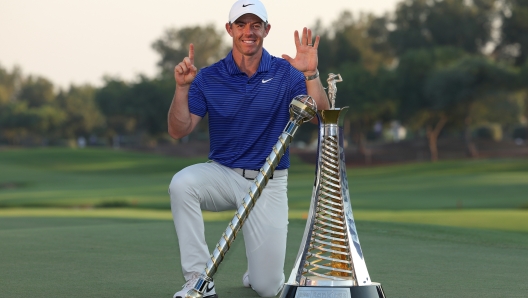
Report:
185,95,317,298
280,74,386,298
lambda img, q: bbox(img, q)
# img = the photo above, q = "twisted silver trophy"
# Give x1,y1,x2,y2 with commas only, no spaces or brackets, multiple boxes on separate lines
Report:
185,95,317,298
280,74,386,298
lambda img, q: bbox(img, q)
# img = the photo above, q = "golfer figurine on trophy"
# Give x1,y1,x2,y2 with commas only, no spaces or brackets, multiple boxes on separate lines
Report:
326,73,342,109
280,74,386,298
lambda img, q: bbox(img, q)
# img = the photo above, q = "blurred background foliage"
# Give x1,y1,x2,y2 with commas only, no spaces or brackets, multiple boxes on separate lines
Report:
1,0,528,162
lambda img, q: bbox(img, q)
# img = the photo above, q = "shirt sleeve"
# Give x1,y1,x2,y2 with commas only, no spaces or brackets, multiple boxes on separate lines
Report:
289,66,308,100
188,72,207,118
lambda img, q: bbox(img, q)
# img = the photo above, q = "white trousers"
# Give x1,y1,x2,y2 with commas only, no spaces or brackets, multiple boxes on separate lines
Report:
169,161,288,297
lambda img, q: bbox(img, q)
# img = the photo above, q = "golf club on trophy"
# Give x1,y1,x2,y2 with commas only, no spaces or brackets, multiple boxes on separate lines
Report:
184,95,318,298
279,74,386,298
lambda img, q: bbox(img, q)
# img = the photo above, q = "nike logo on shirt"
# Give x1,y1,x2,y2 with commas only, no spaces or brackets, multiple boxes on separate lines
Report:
262,78,273,83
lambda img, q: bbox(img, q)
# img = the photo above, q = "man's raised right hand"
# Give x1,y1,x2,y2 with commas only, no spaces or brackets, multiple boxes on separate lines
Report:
174,44,197,87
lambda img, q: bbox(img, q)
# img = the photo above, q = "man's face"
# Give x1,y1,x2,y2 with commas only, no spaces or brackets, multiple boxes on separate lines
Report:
226,13,270,57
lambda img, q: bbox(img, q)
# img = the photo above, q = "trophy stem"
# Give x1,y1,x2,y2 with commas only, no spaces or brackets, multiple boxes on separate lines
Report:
185,95,317,298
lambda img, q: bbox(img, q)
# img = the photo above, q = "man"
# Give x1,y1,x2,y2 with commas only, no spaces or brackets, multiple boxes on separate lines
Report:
168,1,329,297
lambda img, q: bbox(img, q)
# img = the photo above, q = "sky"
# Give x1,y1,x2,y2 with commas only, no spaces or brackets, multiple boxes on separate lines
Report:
1,0,401,89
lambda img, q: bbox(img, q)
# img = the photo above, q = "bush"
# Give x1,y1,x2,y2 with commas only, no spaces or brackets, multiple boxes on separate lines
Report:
512,126,528,140
472,124,502,141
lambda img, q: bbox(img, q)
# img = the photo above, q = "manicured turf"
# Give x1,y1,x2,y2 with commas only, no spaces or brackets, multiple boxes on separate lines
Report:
1,216,527,298
1,208,528,232
2,148,528,211
0,148,199,209
1,148,528,297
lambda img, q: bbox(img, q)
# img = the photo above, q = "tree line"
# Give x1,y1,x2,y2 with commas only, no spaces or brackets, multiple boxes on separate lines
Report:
1,0,528,161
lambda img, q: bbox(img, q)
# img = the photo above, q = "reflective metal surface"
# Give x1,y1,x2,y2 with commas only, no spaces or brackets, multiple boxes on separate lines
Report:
280,74,385,298
281,283,386,298
287,107,371,287
296,287,351,298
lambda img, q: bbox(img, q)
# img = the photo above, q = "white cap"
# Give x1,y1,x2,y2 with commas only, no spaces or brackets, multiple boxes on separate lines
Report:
228,0,268,24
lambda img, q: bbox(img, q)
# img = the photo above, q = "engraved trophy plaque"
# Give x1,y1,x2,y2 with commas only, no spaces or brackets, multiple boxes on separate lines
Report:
185,95,317,298
280,74,386,298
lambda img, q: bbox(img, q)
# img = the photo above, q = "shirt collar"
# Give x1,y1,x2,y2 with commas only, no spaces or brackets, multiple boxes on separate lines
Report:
225,48,272,76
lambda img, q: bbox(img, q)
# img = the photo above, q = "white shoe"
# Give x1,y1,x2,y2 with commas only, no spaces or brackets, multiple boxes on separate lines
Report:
242,271,251,288
173,273,218,298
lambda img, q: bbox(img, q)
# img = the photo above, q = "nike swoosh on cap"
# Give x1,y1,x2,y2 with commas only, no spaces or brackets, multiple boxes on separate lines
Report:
262,78,273,83
242,4,254,7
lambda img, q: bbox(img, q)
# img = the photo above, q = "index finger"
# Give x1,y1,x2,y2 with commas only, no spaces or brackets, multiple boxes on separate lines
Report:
189,43,194,65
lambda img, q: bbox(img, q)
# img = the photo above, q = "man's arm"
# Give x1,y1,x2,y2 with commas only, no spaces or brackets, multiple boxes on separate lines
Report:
304,70,330,111
282,27,330,112
167,44,202,140
167,85,202,140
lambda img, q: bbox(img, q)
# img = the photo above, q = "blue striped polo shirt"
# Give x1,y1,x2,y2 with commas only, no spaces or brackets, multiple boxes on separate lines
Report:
188,49,307,170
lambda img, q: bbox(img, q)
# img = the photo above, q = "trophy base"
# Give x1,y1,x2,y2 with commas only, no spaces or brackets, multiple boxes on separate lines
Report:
280,282,386,298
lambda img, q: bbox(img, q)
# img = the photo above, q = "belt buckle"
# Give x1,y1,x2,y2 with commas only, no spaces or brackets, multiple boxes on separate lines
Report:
242,169,273,180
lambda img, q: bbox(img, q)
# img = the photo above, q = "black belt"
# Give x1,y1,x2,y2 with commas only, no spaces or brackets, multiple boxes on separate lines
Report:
232,168,288,180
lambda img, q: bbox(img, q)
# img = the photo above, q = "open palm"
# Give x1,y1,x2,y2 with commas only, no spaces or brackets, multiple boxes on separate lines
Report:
282,27,320,74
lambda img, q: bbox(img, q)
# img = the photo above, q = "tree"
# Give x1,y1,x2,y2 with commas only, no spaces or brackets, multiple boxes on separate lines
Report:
0,101,66,145
0,71,67,145
394,47,468,161
424,56,518,158
388,0,495,55
55,85,105,139
128,76,174,137
17,75,55,107
95,76,177,144
497,0,528,65
314,11,397,162
519,62,528,122
95,78,137,137
0,65,94,145
152,24,229,77
332,63,397,162
316,11,395,74
0,64,23,106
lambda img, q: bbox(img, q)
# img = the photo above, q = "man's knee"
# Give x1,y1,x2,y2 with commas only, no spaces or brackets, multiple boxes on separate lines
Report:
169,169,201,205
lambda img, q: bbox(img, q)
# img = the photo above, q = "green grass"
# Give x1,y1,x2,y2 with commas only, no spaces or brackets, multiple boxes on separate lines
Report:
0,217,527,298
290,158,528,210
0,148,205,209
2,148,528,211
1,147,528,297
1,208,528,232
